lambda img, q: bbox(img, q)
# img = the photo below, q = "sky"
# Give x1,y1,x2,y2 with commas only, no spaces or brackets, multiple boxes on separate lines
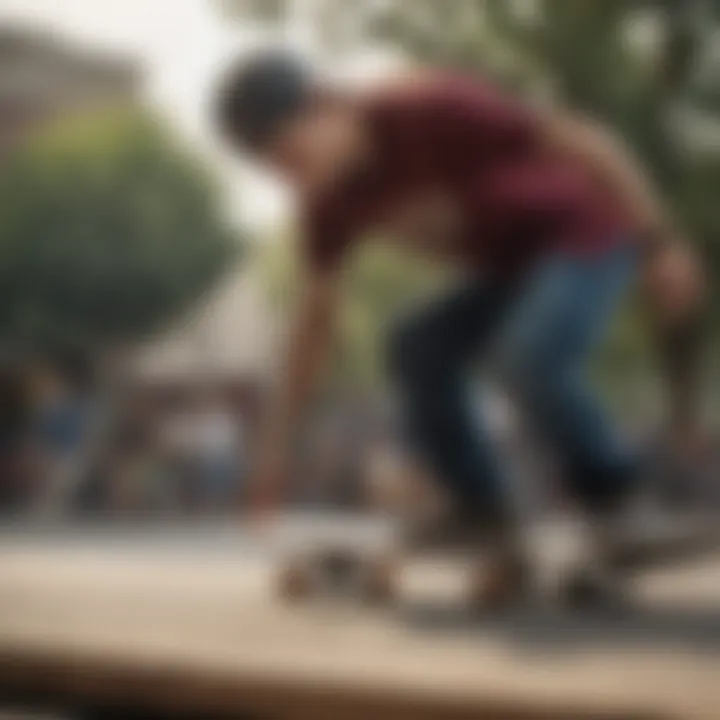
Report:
0,0,235,137
0,0,299,227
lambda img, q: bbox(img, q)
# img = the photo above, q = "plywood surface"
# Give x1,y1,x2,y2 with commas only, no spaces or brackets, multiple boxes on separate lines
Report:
0,521,718,719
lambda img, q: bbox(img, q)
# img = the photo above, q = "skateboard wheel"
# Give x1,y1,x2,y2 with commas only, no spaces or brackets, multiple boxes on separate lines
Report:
561,571,625,611
362,556,398,605
468,557,530,613
277,559,314,601
363,571,396,605
319,550,359,587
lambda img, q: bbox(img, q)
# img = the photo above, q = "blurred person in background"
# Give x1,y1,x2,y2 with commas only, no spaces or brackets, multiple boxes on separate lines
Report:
295,400,366,509
97,394,160,517
193,389,245,512
30,367,91,515
216,52,704,600
157,395,204,512
105,431,170,518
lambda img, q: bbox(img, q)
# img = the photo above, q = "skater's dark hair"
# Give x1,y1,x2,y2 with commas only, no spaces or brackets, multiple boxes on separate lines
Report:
214,50,314,153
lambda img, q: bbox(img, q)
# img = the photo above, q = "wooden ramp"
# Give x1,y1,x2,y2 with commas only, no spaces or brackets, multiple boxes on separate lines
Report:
0,522,718,719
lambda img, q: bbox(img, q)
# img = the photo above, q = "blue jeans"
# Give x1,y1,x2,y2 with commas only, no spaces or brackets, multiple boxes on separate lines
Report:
388,244,637,524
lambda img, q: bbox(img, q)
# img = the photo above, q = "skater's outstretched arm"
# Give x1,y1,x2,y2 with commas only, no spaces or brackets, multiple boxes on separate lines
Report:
249,266,342,517
536,108,705,454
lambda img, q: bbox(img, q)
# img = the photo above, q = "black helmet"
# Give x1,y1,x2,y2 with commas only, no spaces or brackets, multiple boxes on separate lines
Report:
214,50,313,152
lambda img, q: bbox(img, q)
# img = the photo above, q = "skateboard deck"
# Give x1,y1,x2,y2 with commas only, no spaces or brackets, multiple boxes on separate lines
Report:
272,507,720,608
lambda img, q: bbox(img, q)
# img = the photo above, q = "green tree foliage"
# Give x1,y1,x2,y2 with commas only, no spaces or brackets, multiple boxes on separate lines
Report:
0,110,239,359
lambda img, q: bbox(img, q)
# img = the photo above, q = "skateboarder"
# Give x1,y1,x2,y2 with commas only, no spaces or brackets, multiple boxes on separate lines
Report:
214,52,704,600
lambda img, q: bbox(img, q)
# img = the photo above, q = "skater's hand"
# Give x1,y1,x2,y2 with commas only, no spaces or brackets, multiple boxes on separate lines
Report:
642,240,704,326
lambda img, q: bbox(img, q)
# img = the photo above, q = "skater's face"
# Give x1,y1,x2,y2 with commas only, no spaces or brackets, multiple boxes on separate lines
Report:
260,98,361,193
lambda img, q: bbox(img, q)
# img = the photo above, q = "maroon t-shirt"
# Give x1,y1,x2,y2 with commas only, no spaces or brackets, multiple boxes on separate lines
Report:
303,75,630,280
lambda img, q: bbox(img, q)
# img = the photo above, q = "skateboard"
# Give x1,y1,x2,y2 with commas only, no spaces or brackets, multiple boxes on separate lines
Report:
273,507,720,610
273,511,534,609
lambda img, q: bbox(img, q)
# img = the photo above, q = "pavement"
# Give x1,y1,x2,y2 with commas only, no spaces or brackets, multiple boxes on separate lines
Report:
0,515,719,719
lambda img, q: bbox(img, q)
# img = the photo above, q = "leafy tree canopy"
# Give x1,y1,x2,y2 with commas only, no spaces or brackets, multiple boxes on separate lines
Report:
0,109,240,359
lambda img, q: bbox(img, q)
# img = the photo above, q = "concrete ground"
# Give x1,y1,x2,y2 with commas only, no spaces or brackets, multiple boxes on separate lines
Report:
0,516,719,719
